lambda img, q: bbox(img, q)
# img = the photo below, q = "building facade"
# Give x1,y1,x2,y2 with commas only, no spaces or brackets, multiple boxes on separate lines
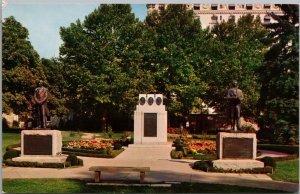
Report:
146,4,283,28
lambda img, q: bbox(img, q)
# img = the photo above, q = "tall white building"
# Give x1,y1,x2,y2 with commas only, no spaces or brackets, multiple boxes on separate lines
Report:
146,4,283,28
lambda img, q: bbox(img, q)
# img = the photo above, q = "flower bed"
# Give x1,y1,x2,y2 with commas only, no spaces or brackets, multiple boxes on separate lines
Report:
65,139,113,150
171,138,217,160
186,140,216,154
62,139,123,158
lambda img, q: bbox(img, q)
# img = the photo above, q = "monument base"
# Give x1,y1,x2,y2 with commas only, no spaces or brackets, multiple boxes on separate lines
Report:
213,159,264,170
12,155,67,163
129,142,172,148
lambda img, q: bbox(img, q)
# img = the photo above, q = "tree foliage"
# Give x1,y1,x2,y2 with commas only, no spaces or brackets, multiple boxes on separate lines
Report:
145,4,208,117
258,5,299,144
2,16,45,116
203,15,269,117
59,4,154,129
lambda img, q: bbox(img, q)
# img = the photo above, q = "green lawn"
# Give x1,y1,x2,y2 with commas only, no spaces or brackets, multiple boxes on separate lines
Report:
61,131,83,141
2,132,21,154
270,159,299,183
2,179,287,193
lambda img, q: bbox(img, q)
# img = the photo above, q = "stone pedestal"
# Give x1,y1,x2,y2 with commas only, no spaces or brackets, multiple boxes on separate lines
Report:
12,130,66,163
213,132,263,170
133,94,168,145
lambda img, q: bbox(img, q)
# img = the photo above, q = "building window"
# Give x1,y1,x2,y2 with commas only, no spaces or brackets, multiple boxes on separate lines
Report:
220,4,226,9
238,4,245,9
229,4,235,10
229,15,235,21
211,4,218,10
220,16,222,21
264,4,271,9
146,4,155,9
264,15,271,24
246,4,253,10
194,4,200,10
211,15,218,24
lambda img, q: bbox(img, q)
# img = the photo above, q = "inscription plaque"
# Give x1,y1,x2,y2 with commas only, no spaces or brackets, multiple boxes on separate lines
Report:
223,138,253,159
144,113,157,137
24,135,52,155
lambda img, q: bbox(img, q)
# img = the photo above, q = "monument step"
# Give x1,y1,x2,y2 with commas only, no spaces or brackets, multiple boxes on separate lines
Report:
128,143,172,148
212,159,264,170
12,156,67,163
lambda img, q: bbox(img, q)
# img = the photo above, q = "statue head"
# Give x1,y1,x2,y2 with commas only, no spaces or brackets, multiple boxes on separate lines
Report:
37,80,43,87
232,80,238,87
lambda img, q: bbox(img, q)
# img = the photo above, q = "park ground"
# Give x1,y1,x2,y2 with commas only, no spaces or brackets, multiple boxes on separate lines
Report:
2,130,299,193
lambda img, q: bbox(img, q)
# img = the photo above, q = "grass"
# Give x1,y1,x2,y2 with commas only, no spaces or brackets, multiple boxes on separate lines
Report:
270,159,299,183
2,179,287,193
2,132,21,154
94,132,127,139
61,131,83,141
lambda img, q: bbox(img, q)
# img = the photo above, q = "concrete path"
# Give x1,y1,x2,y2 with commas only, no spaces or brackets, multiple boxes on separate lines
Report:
3,146,299,192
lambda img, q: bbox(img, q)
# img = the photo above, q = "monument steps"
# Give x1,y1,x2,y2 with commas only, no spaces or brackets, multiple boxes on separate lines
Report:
128,143,172,148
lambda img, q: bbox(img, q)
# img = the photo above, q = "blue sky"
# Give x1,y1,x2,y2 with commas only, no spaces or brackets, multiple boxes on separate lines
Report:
3,3,147,58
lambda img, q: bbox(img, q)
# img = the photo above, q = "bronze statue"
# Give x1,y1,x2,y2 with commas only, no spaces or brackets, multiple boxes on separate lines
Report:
225,80,243,131
33,80,49,128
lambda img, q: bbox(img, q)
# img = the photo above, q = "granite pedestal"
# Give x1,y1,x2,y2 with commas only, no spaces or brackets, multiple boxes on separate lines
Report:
213,132,263,170
12,130,67,163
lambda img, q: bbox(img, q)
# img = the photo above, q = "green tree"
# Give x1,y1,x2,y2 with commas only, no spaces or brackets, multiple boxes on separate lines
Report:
2,16,45,116
145,4,208,118
203,15,269,118
41,58,68,117
258,5,299,144
59,4,154,129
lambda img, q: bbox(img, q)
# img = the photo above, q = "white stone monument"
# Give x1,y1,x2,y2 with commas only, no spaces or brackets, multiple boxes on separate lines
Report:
12,130,66,163
132,94,168,145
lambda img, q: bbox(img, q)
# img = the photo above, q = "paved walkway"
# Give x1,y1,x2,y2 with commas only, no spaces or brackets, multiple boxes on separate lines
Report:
3,146,299,192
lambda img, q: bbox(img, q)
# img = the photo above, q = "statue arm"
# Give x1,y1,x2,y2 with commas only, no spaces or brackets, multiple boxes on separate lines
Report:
34,90,41,104
40,89,48,104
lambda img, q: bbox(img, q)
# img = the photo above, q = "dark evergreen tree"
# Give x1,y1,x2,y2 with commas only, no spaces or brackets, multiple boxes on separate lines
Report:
258,5,299,144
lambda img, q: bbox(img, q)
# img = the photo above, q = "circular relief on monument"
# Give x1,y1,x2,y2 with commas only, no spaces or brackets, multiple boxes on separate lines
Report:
202,4,209,9
254,4,261,9
156,97,162,105
148,97,154,105
139,97,146,105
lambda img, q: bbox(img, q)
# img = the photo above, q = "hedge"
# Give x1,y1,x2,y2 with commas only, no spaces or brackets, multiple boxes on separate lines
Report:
6,143,21,152
62,148,124,158
192,161,273,174
4,160,69,168
258,144,299,156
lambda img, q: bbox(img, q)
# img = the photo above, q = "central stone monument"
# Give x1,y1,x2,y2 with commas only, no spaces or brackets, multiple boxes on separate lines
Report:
132,94,168,145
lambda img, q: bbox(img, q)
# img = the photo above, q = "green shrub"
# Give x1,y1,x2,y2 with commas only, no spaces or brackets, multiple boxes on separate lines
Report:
66,154,79,166
77,158,84,166
261,157,276,170
193,154,217,160
106,147,113,156
257,144,299,155
3,150,20,160
170,150,183,159
175,143,184,152
6,143,21,152
193,161,210,172
4,160,66,168
114,143,122,150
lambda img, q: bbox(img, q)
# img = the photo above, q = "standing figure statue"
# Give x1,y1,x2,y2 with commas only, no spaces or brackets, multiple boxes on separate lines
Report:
33,80,49,128
225,80,243,131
